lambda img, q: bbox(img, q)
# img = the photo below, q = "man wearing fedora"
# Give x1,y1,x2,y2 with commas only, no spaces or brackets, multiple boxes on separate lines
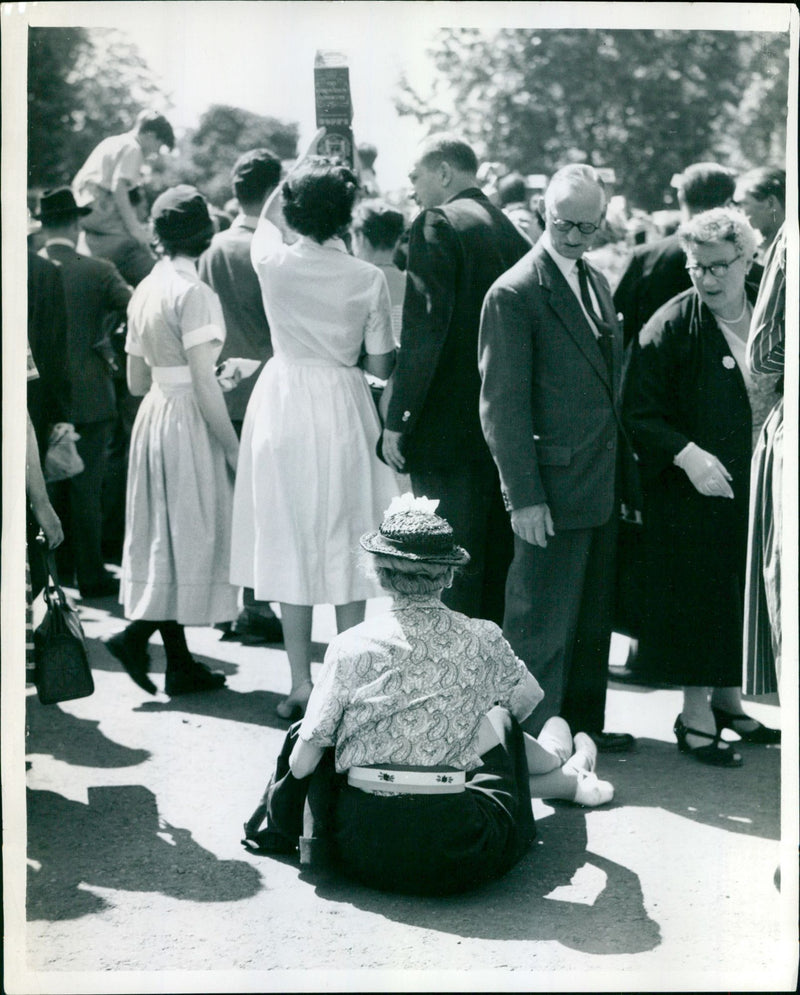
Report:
198,148,284,645
36,187,132,599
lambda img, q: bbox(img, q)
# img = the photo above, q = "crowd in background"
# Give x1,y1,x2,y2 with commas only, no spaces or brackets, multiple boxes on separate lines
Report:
23,106,788,891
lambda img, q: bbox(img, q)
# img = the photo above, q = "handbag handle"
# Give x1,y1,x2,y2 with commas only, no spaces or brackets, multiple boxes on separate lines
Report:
36,533,68,608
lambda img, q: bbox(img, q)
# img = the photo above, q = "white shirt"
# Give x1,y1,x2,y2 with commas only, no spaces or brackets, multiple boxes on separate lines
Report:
540,229,602,337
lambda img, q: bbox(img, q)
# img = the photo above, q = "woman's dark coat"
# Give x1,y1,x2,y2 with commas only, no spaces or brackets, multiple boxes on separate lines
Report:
622,285,757,686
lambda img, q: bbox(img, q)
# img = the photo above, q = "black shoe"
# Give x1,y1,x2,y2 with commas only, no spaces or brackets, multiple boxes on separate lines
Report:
222,610,284,644
80,574,120,599
241,823,297,855
711,706,781,744
674,715,742,767
588,731,636,753
105,631,156,695
165,661,226,696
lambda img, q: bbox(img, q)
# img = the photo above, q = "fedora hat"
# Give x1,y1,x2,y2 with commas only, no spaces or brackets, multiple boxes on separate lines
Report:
35,187,93,222
360,494,469,566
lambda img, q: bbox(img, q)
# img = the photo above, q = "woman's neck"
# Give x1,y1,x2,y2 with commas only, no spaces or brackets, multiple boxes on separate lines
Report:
709,292,749,326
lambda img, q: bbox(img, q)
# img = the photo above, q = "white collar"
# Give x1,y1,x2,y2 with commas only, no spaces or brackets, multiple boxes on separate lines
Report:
169,255,198,277
43,237,77,250
298,234,349,255
540,229,579,280
234,213,260,231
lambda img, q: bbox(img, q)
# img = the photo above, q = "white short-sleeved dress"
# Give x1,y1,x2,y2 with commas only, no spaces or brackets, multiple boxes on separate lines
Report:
121,255,239,625
230,219,402,605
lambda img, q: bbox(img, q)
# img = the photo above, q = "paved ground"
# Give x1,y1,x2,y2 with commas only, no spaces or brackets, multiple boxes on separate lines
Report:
4,586,798,993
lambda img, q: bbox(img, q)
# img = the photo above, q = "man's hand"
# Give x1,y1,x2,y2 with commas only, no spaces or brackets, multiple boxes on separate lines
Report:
511,503,555,547
381,429,406,472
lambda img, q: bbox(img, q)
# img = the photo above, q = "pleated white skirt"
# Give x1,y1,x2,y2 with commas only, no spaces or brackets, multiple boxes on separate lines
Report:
230,355,402,605
121,378,239,625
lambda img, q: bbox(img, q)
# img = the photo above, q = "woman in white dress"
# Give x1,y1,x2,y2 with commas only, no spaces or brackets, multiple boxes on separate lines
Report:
230,130,401,720
106,186,239,695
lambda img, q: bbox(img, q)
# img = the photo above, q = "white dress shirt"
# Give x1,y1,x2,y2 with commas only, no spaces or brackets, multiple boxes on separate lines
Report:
540,229,602,337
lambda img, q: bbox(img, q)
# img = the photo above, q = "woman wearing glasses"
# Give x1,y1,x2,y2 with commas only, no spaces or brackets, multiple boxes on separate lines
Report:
622,207,780,767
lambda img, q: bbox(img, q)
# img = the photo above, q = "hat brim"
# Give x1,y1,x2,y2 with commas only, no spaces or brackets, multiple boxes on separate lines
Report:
360,531,470,565
35,205,93,221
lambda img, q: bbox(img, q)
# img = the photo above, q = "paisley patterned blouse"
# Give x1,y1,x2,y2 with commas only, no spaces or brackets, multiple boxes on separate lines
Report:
298,594,543,773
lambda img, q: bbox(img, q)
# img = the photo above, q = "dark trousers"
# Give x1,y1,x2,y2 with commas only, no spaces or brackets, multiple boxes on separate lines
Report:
53,419,114,589
503,516,618,736
411,461,514,626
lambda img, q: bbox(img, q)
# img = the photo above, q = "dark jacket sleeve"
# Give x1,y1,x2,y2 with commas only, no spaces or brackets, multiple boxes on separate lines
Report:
385,210,458,436
27,254,71,451
478,280,546,510
622,308,693,478
613,248,645,349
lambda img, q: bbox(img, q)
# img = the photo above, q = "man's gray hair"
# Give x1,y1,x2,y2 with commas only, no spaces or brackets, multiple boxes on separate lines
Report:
544,163,605,212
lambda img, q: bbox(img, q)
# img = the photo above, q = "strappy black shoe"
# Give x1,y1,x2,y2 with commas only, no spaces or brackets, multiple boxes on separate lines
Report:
674,715,743,768
712,706,781,744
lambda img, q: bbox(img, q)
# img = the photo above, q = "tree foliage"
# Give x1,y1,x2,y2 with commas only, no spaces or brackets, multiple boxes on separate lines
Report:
28,27,166,190
396,29,790,211
176,105,299,207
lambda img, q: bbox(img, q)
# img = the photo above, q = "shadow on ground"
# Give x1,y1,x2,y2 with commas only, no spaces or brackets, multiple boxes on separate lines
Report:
135,687,298,731
286,807,662,955
27,784,262,922
587,736,780,840
25,695,150,768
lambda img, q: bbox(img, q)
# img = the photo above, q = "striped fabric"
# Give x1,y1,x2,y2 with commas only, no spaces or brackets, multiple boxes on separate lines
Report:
747,224,786,375
743,223,786,696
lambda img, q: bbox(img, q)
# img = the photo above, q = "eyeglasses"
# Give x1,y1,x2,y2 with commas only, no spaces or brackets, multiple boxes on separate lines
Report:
550,216,601,235
685,255,742,279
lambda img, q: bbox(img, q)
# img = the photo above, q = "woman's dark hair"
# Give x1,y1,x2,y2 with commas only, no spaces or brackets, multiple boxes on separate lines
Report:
352,199,405,250
282,158,358,242
159,228,215,259
497,172,528,207
738,167,786,208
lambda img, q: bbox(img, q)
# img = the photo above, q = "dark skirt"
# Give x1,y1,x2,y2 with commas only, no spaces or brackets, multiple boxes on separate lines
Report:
636,462,749,687
256,707,536,896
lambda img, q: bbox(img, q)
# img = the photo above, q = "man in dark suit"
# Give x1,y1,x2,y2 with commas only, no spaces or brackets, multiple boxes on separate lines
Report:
479,164,633,751
36,188,132,598
614,162,736,346
380,134,530,625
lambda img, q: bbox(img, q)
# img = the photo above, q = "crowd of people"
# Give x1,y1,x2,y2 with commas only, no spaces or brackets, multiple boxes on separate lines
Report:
25,107,787,896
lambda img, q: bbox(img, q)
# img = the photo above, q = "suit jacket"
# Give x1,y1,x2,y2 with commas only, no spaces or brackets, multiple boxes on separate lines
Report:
198,217,273,422
385,188,530,471
613,233,691,347
39,242,131,424
479,241,624,531
27,251,70,453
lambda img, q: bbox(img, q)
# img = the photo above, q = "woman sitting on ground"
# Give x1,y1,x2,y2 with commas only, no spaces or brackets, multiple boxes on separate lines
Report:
243,495,613,896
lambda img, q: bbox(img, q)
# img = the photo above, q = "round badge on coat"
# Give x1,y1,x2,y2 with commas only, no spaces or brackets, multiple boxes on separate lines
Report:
722,356,736,369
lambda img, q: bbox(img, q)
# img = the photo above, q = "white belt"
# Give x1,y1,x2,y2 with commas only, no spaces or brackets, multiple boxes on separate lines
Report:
152,365,192,385
347,766,466,795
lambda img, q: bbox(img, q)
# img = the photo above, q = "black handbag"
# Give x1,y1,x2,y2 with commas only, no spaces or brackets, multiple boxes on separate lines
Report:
33,542,94,705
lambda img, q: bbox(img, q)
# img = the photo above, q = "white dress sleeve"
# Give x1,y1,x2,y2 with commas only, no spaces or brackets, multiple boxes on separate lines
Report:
180,283,226,350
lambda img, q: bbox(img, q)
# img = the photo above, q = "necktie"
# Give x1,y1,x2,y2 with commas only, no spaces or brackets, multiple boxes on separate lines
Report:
576,258,613,376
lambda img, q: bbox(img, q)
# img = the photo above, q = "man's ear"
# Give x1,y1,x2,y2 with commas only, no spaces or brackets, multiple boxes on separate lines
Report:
439,160,454,188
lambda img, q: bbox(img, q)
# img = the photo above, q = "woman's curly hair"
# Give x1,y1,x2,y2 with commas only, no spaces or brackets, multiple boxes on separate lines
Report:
282,157,358,242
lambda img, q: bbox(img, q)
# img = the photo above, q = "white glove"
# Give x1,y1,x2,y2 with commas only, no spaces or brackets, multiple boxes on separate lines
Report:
674,442,733,499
